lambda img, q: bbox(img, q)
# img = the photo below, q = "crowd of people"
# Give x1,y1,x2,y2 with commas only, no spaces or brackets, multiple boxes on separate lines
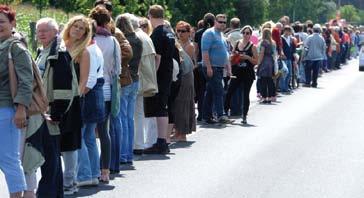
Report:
1,1,364,197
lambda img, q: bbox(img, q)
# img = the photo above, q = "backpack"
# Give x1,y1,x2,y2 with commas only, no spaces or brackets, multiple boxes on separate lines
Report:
8,40,49,116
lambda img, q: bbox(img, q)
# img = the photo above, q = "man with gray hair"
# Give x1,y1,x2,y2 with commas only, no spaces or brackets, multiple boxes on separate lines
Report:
36,17,81,196
124,13,158,154
303,24,326,88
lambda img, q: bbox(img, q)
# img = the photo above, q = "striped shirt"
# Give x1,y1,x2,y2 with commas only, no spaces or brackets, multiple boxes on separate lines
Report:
201,27,229,67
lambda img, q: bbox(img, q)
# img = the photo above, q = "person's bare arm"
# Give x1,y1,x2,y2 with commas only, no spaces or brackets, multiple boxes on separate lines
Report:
79,50,90,95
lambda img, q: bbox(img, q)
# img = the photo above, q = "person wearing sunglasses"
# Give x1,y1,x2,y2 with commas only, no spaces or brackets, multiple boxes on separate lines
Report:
201,14,231,124
225,25,258,124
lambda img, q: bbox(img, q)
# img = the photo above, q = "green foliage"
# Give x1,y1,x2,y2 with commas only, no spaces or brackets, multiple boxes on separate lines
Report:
340,4,360,23
0,0,22,5
32,0,48,17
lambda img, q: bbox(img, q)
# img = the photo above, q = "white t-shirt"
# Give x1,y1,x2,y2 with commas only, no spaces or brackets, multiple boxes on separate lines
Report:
86,42,104,89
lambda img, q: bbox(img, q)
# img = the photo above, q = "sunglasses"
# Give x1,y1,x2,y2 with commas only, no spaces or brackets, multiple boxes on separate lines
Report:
217,21,227,24
177,29,188,33
242,31,251,35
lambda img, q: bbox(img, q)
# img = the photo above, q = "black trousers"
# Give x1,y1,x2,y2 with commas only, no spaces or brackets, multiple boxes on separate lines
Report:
259,77,275,98
225,77,254,117
37,123,64,198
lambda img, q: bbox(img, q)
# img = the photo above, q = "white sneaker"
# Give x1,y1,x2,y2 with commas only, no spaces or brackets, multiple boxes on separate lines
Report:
77,178,99,187
64,183,78,195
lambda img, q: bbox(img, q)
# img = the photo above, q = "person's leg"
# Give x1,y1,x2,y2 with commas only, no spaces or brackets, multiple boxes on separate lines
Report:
285,60,292,90
37,124,63,198
120,85,130,163
62,151,77,187
242,79,254,117
196,64,206,120
0,108,26,195
134,93,145,151
77,126,92,183
110,110,122,173
311,60,321,87
304,60,312,86
267,77,275,98
144,117,157,149
211,68,225,119
97,101,111,182
260,77,268,99
83,123,100,180
126,81,139,161
202,67,213,121
224,78,240,115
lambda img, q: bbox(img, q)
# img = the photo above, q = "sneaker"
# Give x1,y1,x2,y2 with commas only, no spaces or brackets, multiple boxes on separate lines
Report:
77,178,99,187
64,183,78,195
218,115,231,124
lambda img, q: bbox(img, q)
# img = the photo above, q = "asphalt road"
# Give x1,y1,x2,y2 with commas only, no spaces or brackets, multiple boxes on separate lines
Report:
1,59,364,198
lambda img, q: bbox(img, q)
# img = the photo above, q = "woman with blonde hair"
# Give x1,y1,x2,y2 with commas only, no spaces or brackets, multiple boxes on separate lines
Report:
139,17,153,36
257,28,277,103
63,15,104,187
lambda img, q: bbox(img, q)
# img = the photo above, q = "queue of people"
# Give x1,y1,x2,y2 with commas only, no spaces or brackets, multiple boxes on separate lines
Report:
0,1,363,197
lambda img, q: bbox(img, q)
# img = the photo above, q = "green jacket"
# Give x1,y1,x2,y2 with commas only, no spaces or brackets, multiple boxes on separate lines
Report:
0,37,33,108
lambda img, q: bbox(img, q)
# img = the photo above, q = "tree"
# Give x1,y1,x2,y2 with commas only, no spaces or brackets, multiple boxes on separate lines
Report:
55,0,87,19
340,5,360,23
0,0,22,5
32,0,48,18
234,0,268,27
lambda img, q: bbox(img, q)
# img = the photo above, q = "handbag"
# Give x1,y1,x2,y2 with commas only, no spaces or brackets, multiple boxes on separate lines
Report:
110,38,121,117
119,64,133,87
8,40,48,116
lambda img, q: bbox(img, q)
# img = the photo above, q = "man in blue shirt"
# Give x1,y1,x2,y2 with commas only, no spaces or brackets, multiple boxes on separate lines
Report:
201,14,231,124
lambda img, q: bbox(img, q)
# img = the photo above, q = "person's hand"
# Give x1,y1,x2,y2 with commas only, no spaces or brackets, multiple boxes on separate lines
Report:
14,104,27,129
240,54,249,60
207,67,213,78
44,114,60,125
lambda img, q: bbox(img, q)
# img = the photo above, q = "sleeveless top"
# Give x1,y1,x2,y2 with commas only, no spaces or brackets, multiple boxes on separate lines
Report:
232,40,255,80
257,40,274,77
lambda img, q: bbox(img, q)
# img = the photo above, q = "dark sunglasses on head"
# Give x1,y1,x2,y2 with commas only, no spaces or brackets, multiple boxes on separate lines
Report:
217,21,227,24
177,29,188,33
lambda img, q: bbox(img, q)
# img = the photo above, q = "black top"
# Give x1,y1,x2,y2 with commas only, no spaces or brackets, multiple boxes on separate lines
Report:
150,24,175,93
125,32,143,82
194,28,207,63
232,41,255,80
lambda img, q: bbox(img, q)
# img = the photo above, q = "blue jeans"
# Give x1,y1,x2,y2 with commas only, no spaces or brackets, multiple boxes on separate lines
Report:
305,60,321,87
279,60,292,92
77,123,100,182
110,103,122,172
202,67,224,120
120,81,139,162
62,151,77,187
0,107,26,193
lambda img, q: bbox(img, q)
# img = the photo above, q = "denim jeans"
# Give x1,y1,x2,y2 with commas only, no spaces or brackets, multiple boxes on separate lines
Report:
305,60,321,87
77,123,100,182
62,151,77,187
278,61,289,91
120,81,139,162
279,60,292,92
0,107,26,193
298,61,306,84
110,103,122,172
202,67,224,120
